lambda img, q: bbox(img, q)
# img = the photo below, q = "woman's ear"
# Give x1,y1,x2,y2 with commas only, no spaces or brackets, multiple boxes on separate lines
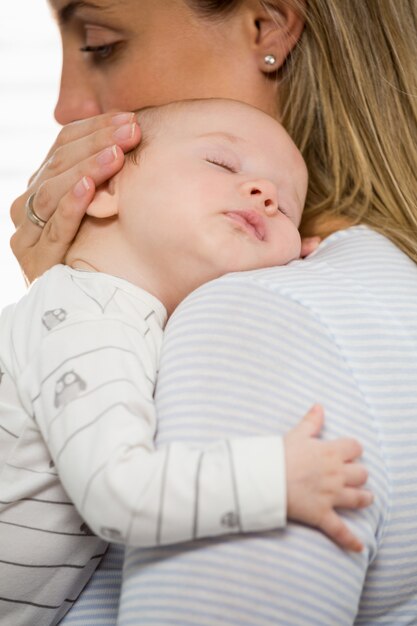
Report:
86,177,119,218
249,1,305,73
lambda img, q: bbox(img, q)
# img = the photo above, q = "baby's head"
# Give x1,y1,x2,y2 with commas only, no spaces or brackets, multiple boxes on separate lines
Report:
70,99,308,312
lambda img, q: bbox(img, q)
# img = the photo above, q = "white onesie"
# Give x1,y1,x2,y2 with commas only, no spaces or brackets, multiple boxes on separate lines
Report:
0,265,286,625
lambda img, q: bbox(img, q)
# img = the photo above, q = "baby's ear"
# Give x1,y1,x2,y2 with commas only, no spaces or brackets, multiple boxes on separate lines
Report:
86,178,119,218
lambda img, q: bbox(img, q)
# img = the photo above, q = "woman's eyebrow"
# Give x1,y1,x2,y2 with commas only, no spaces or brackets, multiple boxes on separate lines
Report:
52,1,104,25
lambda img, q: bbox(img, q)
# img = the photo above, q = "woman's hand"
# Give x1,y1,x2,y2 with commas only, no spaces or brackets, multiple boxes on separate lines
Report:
10,112,140,284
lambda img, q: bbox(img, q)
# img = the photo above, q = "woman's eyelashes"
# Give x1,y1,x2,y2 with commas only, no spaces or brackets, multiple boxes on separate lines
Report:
79,42,122,64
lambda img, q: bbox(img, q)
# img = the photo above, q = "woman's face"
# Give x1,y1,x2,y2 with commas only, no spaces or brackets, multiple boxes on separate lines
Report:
50,0,279,124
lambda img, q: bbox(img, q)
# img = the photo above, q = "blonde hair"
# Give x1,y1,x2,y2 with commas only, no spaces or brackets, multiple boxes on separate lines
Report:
278,0,417,261
190,0,417,261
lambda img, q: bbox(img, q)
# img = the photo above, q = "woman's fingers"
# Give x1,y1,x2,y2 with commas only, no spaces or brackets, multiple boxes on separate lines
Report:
11,141,130,254
10,110,142,283
40,117,140,184
12,144,123,251
26,113,130,188
34,145,124,223
11,113,140,228
38,176,97,268
10,141,130,280
12,177,96,283
42,111,136,163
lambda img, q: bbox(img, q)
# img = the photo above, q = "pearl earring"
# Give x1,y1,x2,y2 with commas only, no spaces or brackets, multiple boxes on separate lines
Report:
264,54,277,66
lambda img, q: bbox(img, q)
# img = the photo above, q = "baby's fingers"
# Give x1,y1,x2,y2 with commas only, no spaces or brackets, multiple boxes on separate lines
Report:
335,487,374,510
344,462,368,487
332,437,363,462
320,511,364,552
300,236,321,258
289,404,325,440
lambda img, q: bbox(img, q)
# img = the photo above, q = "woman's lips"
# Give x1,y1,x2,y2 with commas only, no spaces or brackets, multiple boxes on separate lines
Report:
225,210,266,241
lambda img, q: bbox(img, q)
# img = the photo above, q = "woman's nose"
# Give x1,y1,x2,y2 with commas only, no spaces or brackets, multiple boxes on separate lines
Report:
242,179,278,216
54,56,102,125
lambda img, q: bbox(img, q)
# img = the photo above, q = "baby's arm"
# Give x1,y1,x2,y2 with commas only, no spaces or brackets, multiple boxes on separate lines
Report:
24,288,370,550
26,309,287,548
285,404,373,551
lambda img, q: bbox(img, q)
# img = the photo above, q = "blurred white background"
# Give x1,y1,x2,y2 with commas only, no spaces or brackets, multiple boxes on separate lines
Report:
0,0,61,310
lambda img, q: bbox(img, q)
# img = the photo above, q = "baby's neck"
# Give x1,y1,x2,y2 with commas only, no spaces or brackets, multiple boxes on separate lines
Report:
66,218,180,316
67,258,100,273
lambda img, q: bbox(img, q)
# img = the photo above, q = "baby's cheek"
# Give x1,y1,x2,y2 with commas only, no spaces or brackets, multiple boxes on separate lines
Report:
292,228,302,260
273,225,301,265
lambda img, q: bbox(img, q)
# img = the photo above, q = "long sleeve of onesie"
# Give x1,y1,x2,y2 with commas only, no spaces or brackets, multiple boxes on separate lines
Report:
15,267,286,547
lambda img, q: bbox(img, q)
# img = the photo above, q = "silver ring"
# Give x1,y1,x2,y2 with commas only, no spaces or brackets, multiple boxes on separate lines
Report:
26,193,47,229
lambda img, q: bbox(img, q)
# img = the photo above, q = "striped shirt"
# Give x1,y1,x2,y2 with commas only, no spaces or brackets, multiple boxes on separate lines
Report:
65,225,417,625
0,266,286,625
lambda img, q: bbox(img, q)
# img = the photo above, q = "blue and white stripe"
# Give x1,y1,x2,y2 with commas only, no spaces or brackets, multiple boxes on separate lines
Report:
64,226,417,625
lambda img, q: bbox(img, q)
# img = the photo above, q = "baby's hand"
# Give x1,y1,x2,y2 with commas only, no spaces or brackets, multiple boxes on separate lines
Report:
300,236,321,258
284,405,373,552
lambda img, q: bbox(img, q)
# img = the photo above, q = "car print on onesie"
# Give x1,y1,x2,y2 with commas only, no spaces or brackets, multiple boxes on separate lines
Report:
42,308,68,330
54,370,87,408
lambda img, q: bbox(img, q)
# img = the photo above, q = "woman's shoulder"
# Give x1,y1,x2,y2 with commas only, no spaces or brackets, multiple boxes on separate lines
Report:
213,225,413,291
230,225,413,287
175,225,417,326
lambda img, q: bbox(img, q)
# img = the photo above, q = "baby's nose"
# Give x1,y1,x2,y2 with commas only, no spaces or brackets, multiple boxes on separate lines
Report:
247,180,278,216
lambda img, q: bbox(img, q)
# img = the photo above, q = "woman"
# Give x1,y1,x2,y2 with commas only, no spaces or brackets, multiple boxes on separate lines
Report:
8,1,417,624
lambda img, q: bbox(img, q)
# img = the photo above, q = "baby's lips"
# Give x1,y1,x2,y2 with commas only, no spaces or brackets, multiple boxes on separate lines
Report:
225,210,266,241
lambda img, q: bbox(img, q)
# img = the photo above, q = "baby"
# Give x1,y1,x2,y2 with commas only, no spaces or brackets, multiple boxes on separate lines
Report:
0,99,371,625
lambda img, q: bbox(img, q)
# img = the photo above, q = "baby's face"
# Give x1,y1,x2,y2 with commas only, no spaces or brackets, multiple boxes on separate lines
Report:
118,100,307,295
